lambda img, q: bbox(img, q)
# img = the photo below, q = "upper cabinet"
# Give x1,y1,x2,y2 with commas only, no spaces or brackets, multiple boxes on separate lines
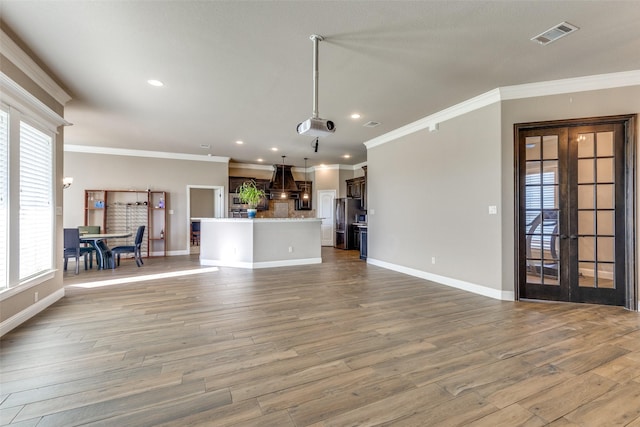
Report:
346,166,367,210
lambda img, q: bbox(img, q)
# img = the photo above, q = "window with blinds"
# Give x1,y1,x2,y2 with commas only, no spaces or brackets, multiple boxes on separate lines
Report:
526,171,557,252
19,121,53,280
0,110,7,288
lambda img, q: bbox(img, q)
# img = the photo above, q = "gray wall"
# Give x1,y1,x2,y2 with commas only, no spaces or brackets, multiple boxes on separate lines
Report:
190,188,215,218
63,151,229,254
368,85,640,299
368,103,503,292
499,85,640,296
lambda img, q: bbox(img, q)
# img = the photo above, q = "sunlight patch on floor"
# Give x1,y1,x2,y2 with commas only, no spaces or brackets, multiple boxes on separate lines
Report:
67,267,219,289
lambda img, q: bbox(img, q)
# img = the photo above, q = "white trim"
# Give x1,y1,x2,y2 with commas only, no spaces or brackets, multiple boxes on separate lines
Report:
200,257,322,269
166,249,190,256
364,89,501,150
0,271,55,301
499,70,640,100
0,29,72,105
367,258,515,301
364,70,640,150
0,73,71,131
229,162,275,171
64,144,230,163
0,288,65,337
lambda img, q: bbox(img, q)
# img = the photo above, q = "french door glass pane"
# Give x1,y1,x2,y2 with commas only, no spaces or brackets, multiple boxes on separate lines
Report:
577,133,594,158
577,184,594,209
578,211,594,235
597,184,614,209
597,211,614,235
578,159,595,183
597,158,614,182
526,137,541,160
596,132,614,156
542,135,558,159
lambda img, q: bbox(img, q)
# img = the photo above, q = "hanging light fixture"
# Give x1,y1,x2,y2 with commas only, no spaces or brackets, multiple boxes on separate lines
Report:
280,155,287,199
303,158,309,199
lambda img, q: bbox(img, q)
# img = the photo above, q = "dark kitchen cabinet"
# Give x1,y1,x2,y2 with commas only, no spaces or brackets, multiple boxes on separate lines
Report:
229,176,269,211
295,181,312,210
346,177,363,199
352,225,360,250
360,227,368,260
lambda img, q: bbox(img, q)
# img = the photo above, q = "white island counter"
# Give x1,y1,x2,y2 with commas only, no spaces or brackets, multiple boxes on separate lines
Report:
198,218,322,269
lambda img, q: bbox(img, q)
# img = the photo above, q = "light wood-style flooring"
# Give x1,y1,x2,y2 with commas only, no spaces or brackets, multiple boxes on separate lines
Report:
2,248,640,426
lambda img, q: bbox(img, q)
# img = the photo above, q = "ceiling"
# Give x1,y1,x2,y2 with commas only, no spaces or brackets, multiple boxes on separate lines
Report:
1,1,639,168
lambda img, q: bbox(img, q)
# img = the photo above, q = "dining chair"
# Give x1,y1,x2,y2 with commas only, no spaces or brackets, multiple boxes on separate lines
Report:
78,225,100,235
111,225,145,268
191,221,201,246
63,228,94,274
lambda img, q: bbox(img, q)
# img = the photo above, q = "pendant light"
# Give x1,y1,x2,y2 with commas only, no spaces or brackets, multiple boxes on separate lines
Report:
280,155,287,199
303,158,309,199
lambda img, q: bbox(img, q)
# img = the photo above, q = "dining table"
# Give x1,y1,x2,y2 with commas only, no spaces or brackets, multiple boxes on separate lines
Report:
80,232,133,269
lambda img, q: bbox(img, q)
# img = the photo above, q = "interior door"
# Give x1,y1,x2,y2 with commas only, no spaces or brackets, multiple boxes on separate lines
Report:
317,190,336,246
517,119,631,306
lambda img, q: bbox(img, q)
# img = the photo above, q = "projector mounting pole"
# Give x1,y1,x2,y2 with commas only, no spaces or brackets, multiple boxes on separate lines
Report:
310,34,323,119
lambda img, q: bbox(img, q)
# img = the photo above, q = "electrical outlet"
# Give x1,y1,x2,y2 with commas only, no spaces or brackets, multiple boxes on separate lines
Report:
431,257,436,264
34,292,39,302
289,246,293,253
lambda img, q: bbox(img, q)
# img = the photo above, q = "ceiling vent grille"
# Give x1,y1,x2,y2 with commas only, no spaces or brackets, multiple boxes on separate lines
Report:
531,21,579,45
363,121,380,128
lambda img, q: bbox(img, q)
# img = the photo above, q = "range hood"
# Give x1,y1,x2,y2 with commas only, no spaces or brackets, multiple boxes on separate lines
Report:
269,163,299,198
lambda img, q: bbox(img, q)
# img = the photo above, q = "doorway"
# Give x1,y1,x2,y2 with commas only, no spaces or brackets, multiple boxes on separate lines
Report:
317,190,336,246
186,185,224,254
515,115,636,308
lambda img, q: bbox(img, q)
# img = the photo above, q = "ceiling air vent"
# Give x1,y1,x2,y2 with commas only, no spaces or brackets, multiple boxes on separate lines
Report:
363,121,380,128
531,21,579,45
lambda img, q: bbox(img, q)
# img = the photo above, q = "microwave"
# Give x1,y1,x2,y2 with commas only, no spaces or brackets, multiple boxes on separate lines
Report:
357,214,367,223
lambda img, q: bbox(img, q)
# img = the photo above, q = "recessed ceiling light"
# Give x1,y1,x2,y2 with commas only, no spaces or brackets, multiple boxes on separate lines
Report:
351,113,361,119
199,144,211,149
343,154,351,159
271,147,278,152
236,140,244,145
363,121,380,128
147,79,164,87
257,158,264,162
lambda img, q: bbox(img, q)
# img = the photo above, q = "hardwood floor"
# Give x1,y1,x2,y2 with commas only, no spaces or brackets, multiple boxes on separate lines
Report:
2,248,640,426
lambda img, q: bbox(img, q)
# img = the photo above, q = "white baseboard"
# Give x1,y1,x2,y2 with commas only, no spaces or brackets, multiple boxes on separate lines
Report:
0,288,65,337
200,257,322,269
367,258,515,301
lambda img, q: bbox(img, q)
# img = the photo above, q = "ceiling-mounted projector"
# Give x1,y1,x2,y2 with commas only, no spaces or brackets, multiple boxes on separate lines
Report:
296,117,335,137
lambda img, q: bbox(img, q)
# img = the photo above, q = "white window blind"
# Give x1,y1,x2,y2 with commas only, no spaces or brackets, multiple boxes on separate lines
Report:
19,121,53,279
0,111,8,288
526,171,557,254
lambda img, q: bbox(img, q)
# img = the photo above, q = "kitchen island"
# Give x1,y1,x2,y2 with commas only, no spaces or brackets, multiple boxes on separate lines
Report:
198,218,322,269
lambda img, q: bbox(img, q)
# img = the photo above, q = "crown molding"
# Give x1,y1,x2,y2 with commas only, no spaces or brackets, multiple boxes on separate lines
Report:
499,69,640,100
229,162,275,171
1,72,71,130
364,70,640,150
0,29,72,106
65,144,230,163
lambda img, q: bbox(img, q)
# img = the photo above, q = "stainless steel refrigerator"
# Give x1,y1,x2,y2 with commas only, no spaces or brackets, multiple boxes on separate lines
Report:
335,198,363,249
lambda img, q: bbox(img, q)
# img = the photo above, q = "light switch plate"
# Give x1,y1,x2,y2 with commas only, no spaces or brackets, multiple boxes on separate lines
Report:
488,205,497,215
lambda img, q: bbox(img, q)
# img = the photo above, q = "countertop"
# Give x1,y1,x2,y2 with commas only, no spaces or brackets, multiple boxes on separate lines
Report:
195,217,322,222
